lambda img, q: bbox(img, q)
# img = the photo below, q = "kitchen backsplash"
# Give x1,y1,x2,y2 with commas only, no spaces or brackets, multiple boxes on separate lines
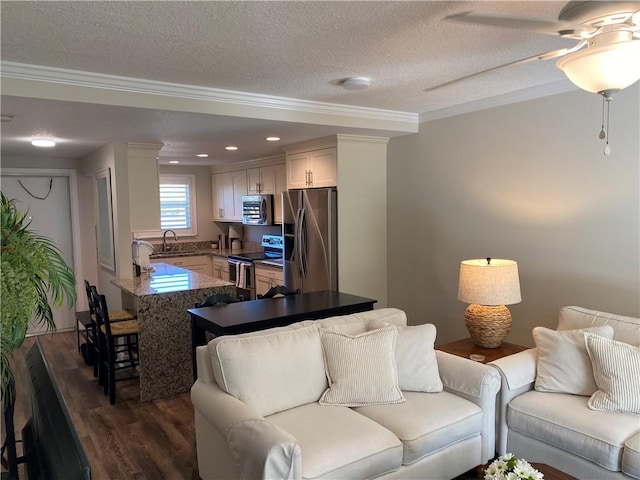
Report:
148,240,262,254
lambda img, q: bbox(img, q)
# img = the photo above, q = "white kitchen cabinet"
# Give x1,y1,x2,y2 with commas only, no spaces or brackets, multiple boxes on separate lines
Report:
246,164,286,223
211,171,247,222
254,263,284,297
161,255,212,276
286,147,337,189
211,256,230,281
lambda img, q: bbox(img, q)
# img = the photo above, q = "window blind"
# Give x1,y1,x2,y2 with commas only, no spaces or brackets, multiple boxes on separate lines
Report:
160,183,191,230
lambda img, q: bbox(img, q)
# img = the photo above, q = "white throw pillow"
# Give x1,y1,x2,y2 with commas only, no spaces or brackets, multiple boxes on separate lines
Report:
371,321,442,392
319,326,405,407
585,332,640,414
533,325,614,396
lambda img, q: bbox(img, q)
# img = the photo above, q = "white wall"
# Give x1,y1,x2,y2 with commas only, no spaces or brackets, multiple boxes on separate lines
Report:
82,141,130,308
337,135,389,306
387,86,640,346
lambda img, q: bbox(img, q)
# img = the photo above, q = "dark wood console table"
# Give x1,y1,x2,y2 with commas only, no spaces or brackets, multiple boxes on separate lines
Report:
188,290,377,379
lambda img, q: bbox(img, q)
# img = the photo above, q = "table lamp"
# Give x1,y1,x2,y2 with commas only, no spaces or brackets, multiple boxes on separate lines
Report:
457,258,521,348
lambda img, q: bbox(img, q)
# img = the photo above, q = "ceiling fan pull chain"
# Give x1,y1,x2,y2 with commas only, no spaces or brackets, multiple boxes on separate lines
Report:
599,95,606,140
604,97,612,156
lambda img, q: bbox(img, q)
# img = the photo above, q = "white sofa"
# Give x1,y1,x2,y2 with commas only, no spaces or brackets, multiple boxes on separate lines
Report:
191,308,501,479
491,306,640,479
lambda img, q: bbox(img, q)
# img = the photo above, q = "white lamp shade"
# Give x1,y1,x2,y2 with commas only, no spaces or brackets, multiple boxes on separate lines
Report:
458,258,521,306
556,40,640,95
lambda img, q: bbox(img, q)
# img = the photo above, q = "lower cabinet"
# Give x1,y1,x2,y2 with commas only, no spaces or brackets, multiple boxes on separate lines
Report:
161,255,212,276
254,264,284,297
211,256,230,281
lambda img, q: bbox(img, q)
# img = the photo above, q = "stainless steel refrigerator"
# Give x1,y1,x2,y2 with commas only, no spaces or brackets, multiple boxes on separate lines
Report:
282,188,337,293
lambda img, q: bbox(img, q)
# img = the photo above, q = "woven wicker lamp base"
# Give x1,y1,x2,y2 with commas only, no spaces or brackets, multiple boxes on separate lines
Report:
464,304,512,348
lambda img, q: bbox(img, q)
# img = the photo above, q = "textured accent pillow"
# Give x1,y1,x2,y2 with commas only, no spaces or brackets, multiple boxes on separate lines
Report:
585,332,640,414
319,326,405,407
533,325,614,396
371,321,442,392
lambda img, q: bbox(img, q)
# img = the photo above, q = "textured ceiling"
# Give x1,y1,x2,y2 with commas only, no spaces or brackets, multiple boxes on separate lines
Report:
0,1,580,165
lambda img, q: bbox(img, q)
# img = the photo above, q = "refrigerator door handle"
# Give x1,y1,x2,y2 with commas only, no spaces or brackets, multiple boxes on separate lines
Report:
294,207,304,278
299,207,307,279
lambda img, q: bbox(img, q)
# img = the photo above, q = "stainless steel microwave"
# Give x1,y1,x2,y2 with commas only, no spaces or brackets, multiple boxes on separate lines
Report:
242,194,273,225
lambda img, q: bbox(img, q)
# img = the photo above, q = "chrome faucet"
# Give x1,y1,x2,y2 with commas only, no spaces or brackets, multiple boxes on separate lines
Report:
162,229,177,252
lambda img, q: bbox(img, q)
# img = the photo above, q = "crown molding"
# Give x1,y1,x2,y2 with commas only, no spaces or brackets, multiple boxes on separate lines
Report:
1,62,418,126
419,80,578,123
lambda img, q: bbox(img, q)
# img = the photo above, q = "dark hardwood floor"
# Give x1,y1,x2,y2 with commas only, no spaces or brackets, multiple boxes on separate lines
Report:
4,331,200,480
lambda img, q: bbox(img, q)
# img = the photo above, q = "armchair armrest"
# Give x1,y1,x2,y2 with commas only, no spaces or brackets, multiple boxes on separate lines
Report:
436,351,501,462
191,381,302,480
227,419,301,480
191,380,263,432
489,348,538,455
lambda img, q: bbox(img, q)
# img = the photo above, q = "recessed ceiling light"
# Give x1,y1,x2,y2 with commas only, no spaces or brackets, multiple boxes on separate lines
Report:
169,160,180,164
342,76,371,90
196,153,209,158
31,138,56,148
225,145,239,151
265,136,281,142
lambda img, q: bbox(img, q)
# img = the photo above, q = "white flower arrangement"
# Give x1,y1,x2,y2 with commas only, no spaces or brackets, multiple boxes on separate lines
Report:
484,453,544,480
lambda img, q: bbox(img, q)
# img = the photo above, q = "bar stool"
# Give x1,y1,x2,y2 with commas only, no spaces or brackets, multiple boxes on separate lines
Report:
195,292,245,308
83,280,136,376
257,285,301,299
91,286,139,405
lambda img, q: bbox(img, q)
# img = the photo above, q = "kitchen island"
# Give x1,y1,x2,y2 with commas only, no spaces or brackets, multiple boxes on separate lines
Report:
112,263,235,401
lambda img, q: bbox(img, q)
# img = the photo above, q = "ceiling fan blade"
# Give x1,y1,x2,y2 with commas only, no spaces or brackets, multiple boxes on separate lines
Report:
446,11,596,38
423,47,574,93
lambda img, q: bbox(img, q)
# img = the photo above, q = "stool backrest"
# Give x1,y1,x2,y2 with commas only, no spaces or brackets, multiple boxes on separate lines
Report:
196,293,244,308
258,285,300,299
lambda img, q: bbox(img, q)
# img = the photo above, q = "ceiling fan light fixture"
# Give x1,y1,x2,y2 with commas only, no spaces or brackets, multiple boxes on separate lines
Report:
556,39,640,96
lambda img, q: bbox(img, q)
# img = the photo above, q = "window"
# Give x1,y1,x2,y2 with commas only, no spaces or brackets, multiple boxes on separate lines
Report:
159,174,197,236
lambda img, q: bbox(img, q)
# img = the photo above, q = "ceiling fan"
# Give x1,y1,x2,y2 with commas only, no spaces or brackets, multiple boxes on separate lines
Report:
427,1,640,96
428,1,640,155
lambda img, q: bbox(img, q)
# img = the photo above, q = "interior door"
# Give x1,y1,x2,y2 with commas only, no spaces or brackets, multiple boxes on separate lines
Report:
1,175,76,334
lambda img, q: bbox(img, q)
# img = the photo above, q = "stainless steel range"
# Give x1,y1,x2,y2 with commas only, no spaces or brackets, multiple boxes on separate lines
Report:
228,234,283,299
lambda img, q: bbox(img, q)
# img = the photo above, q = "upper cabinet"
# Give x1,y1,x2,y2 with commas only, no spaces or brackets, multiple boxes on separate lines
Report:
211,170,247,222
247,164,286,223
286,147,337,190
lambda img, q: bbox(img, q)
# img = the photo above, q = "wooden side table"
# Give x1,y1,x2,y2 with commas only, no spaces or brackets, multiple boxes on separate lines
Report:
435,337,527,363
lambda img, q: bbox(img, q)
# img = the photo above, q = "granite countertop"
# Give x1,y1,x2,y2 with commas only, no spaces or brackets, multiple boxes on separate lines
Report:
150,248,260,259
112,262,234,297
254,258,284,268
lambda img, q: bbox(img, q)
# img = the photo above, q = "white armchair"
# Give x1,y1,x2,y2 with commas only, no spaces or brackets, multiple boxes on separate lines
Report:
490,306,640,479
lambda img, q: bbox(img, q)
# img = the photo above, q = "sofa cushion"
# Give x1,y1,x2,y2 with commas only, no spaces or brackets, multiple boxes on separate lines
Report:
532,325,614,396
319,326,405,407
558,306,640,346
208,325,327,416
355,391,483,465
585,332,640,414
508,390,640,471
623,432,640,479
371,322,443,393
267,403,403,479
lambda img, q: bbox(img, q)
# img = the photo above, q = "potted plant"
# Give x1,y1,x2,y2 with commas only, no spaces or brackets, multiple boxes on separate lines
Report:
1,192,76,475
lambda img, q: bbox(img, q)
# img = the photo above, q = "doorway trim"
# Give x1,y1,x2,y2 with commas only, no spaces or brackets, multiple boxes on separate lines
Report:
2,168,85,311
